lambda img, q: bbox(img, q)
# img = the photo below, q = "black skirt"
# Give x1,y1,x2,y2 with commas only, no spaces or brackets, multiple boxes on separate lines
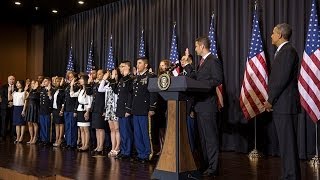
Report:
25,102,39,123
77,111,91,127
52,109,64,124
91,112,106,129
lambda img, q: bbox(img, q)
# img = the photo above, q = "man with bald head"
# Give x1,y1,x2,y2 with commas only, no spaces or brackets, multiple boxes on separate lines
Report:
0,75,16,141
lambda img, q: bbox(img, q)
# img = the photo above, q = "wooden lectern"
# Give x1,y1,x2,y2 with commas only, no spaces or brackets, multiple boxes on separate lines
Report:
148,76,211,180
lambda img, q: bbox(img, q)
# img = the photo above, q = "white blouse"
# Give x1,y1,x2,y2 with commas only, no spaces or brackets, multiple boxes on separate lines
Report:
53,90,59,109
12,91,25,106
70,88,92,112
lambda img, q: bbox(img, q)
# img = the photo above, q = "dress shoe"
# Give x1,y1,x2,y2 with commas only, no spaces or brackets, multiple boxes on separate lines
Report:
116,154,130,160
202,170,217,177
95,150,104,156
67,146,77,150
130,157,139,162
78,148,89,152
138,158,149,164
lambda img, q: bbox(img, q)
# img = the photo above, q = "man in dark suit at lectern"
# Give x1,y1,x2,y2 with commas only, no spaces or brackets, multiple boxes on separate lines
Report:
194,36,223,177
264,23,301,180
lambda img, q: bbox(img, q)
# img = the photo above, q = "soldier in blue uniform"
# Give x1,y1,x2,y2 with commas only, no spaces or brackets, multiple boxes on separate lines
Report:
39,77,53,146
62,72,79,149
131,57,157,163
111,61,134,160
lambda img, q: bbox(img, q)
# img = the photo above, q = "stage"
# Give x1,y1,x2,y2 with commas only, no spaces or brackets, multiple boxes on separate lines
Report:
0,139,319,180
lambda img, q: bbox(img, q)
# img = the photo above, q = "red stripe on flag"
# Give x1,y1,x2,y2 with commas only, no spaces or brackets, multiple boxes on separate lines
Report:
310,53,320,72
256,53,269,76
242,84,261,118
239,93,251,119
301,59,320,91
245,68,266,103
248,58,268,92
300,95,319,123
216,84,224,109
256,54,269,88
299,75,320,108
299,76,320,112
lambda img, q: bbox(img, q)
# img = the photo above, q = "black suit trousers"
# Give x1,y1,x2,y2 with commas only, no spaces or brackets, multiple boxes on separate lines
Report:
273,113,301,180
197,111,219,173
1,107,13,137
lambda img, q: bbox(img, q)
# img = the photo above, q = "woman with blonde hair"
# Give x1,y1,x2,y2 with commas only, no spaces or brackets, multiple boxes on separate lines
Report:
23,80,40,144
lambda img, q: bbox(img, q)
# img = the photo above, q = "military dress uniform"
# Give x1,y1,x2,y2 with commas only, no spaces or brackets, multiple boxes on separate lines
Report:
39,87,53,144
132,70,157,161
110,74,134,158
63,84,79,148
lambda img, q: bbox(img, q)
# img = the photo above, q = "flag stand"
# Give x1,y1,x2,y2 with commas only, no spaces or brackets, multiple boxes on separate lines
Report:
309,123,320,167
248,117,261,159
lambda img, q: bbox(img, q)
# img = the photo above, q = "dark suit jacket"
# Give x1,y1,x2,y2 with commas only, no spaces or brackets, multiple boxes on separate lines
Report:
132,71,158,115
52,88,65,111
194,53,223,112
63,83,79,113
39,87,54,115
268,43,300,114
110,75,134,117
87,82,105,114
0,84,16,110
180,64,196,113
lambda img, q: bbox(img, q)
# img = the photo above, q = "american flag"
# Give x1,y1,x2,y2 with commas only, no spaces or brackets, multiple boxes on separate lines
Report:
169,23,180,76
298,0,320,122
86,40,94,74
138,29,146,57
240,7,268,119
106,35,115,70
208,13,224,109
66,45,74,72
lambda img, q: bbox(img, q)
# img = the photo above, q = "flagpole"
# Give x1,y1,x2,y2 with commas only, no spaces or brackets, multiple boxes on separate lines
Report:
309,123,320,167
248,117,261,159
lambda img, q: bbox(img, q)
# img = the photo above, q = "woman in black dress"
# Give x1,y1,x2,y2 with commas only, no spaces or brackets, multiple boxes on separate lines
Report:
23,80,40,144
52,77,65,147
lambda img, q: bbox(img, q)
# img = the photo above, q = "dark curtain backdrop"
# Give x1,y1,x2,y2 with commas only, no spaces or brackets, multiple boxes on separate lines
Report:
44,0,319,159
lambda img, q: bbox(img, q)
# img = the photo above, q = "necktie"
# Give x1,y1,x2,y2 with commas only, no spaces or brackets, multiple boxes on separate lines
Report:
199,58,205,67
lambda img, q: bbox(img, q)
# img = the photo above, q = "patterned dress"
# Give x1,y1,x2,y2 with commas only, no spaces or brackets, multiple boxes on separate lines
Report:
98,80,118,121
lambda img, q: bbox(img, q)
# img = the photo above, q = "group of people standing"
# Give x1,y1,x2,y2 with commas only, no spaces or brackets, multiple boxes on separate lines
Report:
0,26,302,179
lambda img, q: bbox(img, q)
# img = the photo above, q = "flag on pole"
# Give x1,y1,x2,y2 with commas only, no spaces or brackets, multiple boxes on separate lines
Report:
66,45,74,72
138,29,146,57
86,40,94,74
106,35,115,70
240,6,268,119
298,0,320,122
208,13,224,109
169,23,180,76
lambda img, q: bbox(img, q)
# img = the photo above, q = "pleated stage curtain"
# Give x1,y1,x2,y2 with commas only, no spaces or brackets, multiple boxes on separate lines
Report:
44,0,319,159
